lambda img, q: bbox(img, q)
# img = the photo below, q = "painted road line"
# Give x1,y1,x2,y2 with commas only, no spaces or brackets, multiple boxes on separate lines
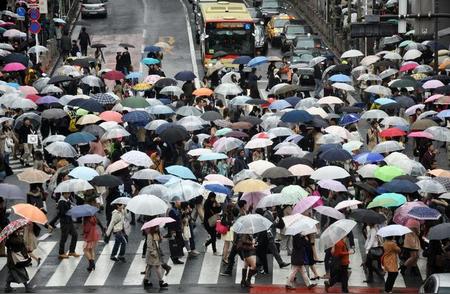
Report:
123,241,145,285
46,241,84,287
164,257,186,284
84,241,115,286
348,239,366,287
198,252,222,284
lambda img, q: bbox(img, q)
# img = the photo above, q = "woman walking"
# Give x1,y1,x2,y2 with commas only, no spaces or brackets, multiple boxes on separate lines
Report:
286,233,317,289
83,215,103,272
220,203,235,264
325,237,352,293
23,222,40,266
382,236,401,293
238,233,257,288
203,192,221,255
106,204,127,262
143,226,168,289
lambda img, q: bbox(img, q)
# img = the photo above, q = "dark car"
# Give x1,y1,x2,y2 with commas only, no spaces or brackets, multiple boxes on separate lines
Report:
254,24,268,55
280,23,313,52
258,0,284,22
290,49,316,65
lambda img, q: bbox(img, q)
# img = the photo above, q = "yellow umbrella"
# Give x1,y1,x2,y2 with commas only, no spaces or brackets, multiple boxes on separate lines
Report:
12,204,48,225
77,114,101,125
234,179,269,193
411,73,427,80
17,168,51,184
132,82,152,91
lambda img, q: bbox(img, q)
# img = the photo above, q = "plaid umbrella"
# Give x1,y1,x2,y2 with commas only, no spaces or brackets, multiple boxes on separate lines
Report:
0,219,30,243
91,93,116,105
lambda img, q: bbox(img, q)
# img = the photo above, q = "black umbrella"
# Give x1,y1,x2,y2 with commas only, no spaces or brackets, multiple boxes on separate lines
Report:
201,111,222,122
308,116,329,128
71,58,93,68
82,125,105,138
350,209,386,224
390,79,419,89
119,43,135,48
91,175,123,187
68,98,104,113
328,64,351,75
428,223,450,240
278,157,313,168
394,175,418,183
430,75,450,84
393,96,416,108
353,181,378,195
154,78,177,88
379,103,401,112
41,108,68,120
261,167,293,179
434,85,450,95
239,116,262,125
2,52,29,66
48,75,74,84
91,43,107,48
336,106,363,113
247,99,266,105
159,125,189,143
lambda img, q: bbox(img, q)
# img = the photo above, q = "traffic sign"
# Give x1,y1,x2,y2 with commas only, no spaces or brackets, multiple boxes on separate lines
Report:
29,20,41,34
16,7,26,17
28,8,40,20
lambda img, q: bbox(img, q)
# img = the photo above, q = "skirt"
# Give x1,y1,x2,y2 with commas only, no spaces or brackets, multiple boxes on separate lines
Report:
84,240,98,250
222,230,234,242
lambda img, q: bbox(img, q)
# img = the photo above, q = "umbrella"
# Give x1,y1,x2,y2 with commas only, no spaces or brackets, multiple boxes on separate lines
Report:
424,126,450,142
176,106,202,117
369,193,407,208
165,180,204,201
102,126,131,140
380,128,406,138
281,185,308,205
372,141,405,154
318,96,344,105
204,183,231,195
198,152,227,161
292,196,321,214
350,209,385,224
77,154,106,166
261,167,293,179
45,142,77,158
103,70,125,81
353,152,384,164
12,204,47,225
160,86,183,97
233,56,252,64
374,165,405,182
205,174,234,187
320,219,357,249
318,179,347,192
159,125,189,143
17,168,51,184
411,119,439,131
256,193,285,208
0,219,30,243
68,98,104,112
408,206,441,220
82,125,106,138
234,179,269,193
381,179,420,194
123,111,151,125
332,82,355,92
139,185,170,201
36,95,59,105
68,166,99,181
214,83,242,97
288,164,314,176
120,96,150,108
365,85,392,96
174,70,196,81
416,179,446,194
132,169,162,181
213,137,243,153
141,217,175,230
67,204,99,218
310,166,350,180
341,49,364,59
377,225,411,237
428,223,450,240
280,110,312,123
357,164,378,178
3,62,26,72
241,191,269,208
320,148,352,162
334,199,362,210
201,111,222,122
328,74,352,83
403,49,422,60
127,194,169,216
231,214,272,234
284,215,319,236
233,169,260,183
314,206,345,220
55,179,94,193
245,138,273,149
91,93,117,105
91,175,123,187
65,132,96,145
76,114,101,126
393,201,427,225
247,56,268,67
166,165,196,180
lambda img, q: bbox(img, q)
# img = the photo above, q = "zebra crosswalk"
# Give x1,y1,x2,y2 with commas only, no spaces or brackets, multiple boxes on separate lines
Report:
9,158,26,175
0,239,424,290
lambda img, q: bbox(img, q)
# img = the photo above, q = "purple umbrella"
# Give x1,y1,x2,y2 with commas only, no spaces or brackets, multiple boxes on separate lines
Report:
36,95,60,105
292,196,321,214
317,179,347,192
393,201,427,225
241,191,269,209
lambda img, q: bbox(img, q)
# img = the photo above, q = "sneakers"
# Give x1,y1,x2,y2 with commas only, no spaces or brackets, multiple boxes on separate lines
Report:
219,271,232,276
159,280,168,288
58,254,69,259
68,252,80,257
118,256,126,262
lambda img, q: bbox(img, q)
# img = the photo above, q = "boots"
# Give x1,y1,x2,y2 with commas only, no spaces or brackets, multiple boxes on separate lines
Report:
161,263,171,276
87,259,95,272
159,280,168,288
246,269,257,288
240,268,248,288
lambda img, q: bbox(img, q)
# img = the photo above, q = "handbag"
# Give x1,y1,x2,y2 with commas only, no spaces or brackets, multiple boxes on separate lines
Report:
369,246,384,258
27,134,38,145
207,214,218,227
169,238,184,257
215,220,228,235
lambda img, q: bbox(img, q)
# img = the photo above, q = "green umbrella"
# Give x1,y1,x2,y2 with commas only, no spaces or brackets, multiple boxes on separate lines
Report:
374,165,405,182
120,96,150,108
368,193,406,208
216,128,232,137
399,40,415,48
281,185,309,205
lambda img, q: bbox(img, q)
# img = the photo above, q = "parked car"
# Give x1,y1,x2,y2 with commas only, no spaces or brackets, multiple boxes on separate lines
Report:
254,24,268,55
81,0,107,18
420,274,450,294
280,22,313,52
265,14,295,46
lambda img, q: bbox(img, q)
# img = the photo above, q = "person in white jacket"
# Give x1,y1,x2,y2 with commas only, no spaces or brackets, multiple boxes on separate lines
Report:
106,204,127,262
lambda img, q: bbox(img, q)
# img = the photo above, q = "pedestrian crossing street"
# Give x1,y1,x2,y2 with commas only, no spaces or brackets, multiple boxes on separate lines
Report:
0,238,424,289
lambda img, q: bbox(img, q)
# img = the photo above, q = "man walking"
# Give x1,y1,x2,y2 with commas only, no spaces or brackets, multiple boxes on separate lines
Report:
78,27,91,56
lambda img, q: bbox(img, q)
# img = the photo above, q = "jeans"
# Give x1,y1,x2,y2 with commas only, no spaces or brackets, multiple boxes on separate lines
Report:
385,272,398,292
111,231,127,257
59,223,77,255
314,78,322,97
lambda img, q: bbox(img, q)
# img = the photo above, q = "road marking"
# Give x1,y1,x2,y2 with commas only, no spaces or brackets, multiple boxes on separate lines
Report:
179,0,200,88
164,257,187,284
348,239,366,287
198,252,222,284
139,29,147,75
84,241,116,286
235,256,245,284
272,250,290,284
46,241,84,287
123,241,145,285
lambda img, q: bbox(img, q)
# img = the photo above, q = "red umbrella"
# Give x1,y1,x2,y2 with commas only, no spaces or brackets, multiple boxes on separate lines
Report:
3,62,26,72
0,219,30,243
380,127,406,138
25,94,41,102
103,70,125,81
399,63,418,72
408,131,433,139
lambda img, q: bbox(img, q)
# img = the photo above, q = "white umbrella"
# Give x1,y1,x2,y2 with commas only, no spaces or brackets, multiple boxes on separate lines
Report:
139,185,170,201
275,145,308,157
160,86,183,96
176,106,203,117
393,159,426,176
102,126,131,140
288,164,314,177
320,219,357,249
295,97,319,109
205,174,234,186
165,180,204,202
126,194,169,216
381,116,409,127
316,134,343,144
341,49,364,59
383,152,409,165
42,134,66,145
245,138,273,149
10,98,37,110
45,142,77,158
379,68,399,80
357,164,379,178
314,206,345,220
365,85,392,96
309,56,327,67
311,166,350,180
145,119,168,131
81,75,104,87
176,116,207,131
425,126,450,142
360,55,380,66
59,95,76,106
418,111,438,120
41,85,63,94
214,83,242,97
360,109,388,120
334,199,362,210
121,150,153,168
233,169,260,183
213,137,244,153
132,169,162,180
231,214,273,234
377,225,411,237
357,73,382,82
284,215,319,236
332,82,355,92
403,49,422,60
54,179,93,193
372,140,405,153
267,127,294,138
324,126,351,140
416,179,447,194
306,107,328,118
111,197,131,205
256,193,285,208
383,52,402,60
260,115,282,131
318,96,344,105
248,160,276,175
187,148,213,157
77,154,107,165
221,72,241,84
99,121,119,130
28,45,48,54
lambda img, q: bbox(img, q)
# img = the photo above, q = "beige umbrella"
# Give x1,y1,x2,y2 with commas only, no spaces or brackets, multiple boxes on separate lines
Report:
17,168,51,184
76,114,101,125
288,164,314,177
234,179,269,193
360,55,380,66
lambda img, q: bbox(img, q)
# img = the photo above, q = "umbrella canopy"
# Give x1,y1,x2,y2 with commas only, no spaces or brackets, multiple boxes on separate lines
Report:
288,164,314,176
281,185,308,205
292,196,321,214
65,132,96,145
132,169,162,181
139,185,170,201
0,219,30,243
334,199,362,210
77,154,106,166
0,184,26,200
377,225,411,237
121,150,153,168
284,215,319,236
428,223,450,240
314,206,345,220
416,179,447,194
55,179,94,193
17,168,51,184
45,142,77,158
68,166,99,181
165,180,204,202
368,193,407,208
320,219,357,249
67,204,99,218
407,206,441,220
341,49,364,58
231,214,273,234
310,166,350,180
320,148,352,162
141,217,175,230
261,167,293,179
350,209,386,224
318,179,347,192
234,179,269,193
91,175,123,187
372,140,405,154
12,204,47,225
381,179,420,193
126,194,169,216
166,165,196,180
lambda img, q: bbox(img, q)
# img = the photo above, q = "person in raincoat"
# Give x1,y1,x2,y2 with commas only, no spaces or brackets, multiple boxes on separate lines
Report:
382,236,401,293
143,226,168,289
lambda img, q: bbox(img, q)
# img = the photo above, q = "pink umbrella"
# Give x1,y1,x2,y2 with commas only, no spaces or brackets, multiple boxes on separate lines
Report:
393,201,427,225
144,74,161,84
204,174,234,186
19,86,38,96
3,62,26,72
241,191,269,208
99,111,123,123
335,199,362,210
141,217,175,230
408,131,434,139
405,104,425,116
317,179,347,192
423,80,445,89
292,196,321,214
425,94,444,103
399,63,418,72
105,159,129,174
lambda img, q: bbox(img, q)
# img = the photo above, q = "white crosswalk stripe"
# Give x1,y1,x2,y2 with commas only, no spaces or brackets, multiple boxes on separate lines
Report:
0,240,426,288
9,158,25,174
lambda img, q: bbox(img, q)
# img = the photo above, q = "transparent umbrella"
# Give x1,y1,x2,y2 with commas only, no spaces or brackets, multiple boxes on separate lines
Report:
320,219,357,249
231,214,273,234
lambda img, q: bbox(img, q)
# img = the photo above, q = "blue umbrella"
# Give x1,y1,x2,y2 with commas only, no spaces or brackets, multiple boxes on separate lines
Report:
144,45,162,52
7,82,20,89
174,70,196,81
198,152,228,161
125,72,142,79
68,166,99,181
328,74,352,83
64,131,96,145
381,179,420,194
353,152,384,164
204,184,231,195
374,98,397,105
280,110,313,123
318,143,342,153
284,96,301,107
339,113,360,126
155,174,180,184
67,204,99,218
166,165,197,180
407,206,441,220
155,122,175,134
142,58,161,65
36,95,59,105
123,110,151,125
269,100,292,110
320,148,352,162
232,56,252,64
437,109,450,119
247,56,268,67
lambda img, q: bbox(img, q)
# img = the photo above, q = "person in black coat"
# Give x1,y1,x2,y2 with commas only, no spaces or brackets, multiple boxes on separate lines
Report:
203,192,222,254
286,234,317,289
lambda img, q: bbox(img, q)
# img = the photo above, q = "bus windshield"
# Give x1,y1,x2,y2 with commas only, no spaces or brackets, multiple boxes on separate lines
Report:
206,26,254,56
